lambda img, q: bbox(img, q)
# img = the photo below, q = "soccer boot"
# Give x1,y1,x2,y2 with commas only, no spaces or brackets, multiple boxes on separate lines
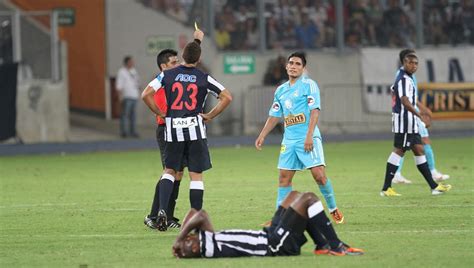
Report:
314,244,331,255
431,183,452,195
329,242,364,256
167,217,181,229
156,209,168,231
144,215,158,230
431,170,450,182
330,208,345,224
380,187,401,197
392,173,412,184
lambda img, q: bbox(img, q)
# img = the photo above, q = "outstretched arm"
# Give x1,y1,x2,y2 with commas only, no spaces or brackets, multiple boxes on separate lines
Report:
255,116,280,150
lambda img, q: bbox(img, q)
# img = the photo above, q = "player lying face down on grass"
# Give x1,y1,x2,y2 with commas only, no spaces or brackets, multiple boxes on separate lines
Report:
172,191,364,258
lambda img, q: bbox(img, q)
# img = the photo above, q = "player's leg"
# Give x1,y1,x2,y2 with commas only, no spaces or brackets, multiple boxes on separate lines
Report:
120,99,129,137
422,136,450,181
381,134,406,196
290,192,363,256
393,156,412,184
300,138,343,223
412,139,451,195
145,125,167,229
167,170,183,228
276,142,298,208
129,99,138,137
187,139,212,211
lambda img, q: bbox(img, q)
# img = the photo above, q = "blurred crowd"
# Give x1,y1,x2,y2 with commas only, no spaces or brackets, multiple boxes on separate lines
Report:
140,0,474,50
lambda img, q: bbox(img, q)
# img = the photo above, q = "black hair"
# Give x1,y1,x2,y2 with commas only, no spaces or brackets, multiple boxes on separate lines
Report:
156,49,178,71
287,51,306,66
399,49,415,64
182,41,201,64
123,56,132,65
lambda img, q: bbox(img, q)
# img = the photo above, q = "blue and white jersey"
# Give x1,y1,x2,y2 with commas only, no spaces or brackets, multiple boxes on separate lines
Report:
269,76,322,143
391,68,418,134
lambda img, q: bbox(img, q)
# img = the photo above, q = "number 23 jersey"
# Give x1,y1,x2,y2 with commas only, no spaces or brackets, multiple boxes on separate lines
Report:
148,65,226,142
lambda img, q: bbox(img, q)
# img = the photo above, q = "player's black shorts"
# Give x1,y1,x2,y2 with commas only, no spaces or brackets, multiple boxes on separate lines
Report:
393,133,422,151
265,207,308,256
164,139,211,173
157,125,188,171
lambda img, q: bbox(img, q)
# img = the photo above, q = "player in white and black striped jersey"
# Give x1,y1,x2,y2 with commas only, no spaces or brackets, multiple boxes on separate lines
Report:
380,53,451,197
142,38,232,231
172,191,364,258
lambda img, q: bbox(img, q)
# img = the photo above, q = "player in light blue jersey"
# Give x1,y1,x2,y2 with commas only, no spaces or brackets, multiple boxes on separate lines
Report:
255,52,344,224
392,49,450,184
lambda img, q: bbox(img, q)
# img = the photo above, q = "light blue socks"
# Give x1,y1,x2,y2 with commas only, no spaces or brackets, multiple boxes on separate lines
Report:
396,156,405,173
424,144,436,171
276,186,292,208
318,178,337,211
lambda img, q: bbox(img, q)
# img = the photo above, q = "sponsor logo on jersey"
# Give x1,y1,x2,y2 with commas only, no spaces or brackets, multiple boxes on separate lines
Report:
307,96,315,105
175,73,197,82
172,117,198,128
284,113,306,127
272,102,280,112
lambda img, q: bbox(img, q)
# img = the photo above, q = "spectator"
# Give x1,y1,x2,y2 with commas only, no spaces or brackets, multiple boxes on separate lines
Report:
116,56,140,138
215,24,231,50
295,14,319,49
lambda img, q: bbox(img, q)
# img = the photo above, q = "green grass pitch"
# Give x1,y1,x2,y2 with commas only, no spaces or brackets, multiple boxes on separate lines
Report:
1,137,473,267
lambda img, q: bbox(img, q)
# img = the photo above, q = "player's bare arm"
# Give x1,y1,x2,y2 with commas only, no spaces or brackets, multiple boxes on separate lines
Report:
200,89,232,122
304,109,320,152
255,116,280,150
141,85,165,118
401,96,429,127
173,210,213,257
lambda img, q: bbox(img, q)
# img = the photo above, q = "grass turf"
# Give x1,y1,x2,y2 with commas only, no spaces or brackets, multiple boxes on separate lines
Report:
1,137,473,267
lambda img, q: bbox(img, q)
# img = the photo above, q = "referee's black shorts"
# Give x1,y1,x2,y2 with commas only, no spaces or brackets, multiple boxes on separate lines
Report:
164,139,211,173
393,133,422,151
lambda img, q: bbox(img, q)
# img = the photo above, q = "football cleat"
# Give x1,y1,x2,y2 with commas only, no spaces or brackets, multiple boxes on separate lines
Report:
380,187,401,197
167,218,181,229
330,208,344,224
144,215,158,230
392,173,412,184
329,242,364,256
314,244,331,255
156,209,168,232
431,170,450,182
431,183,452,195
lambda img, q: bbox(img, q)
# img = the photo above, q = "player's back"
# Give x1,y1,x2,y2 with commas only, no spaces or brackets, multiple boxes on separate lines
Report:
199,229,269,258
161,65,210,118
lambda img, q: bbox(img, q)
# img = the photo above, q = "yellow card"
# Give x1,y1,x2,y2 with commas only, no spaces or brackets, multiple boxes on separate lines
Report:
194,22,199,31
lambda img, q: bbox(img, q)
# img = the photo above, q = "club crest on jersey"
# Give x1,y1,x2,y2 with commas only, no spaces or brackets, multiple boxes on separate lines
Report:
172,117,198,128
272,102,280,112
284,113,306,127
307,96,315,105
175,74,196,82
285,100,293,109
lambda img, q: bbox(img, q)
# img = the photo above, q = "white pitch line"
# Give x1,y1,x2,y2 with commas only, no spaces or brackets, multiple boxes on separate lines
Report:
340,229,474,235
342,204,474,208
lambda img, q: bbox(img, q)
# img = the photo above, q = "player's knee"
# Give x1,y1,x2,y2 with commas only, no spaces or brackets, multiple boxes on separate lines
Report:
301,192,319,203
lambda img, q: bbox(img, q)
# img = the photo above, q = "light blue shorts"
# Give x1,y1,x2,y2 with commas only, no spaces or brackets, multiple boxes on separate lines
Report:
278,138,326,170
418,120,429,138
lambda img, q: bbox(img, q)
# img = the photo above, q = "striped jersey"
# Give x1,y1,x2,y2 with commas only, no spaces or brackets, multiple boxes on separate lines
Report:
268,75,322,143
391,68,419,134
199,229,269,258
148,65,226,142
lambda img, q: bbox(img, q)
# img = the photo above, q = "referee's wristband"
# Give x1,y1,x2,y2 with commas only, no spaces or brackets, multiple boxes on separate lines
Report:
194,38,201,45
